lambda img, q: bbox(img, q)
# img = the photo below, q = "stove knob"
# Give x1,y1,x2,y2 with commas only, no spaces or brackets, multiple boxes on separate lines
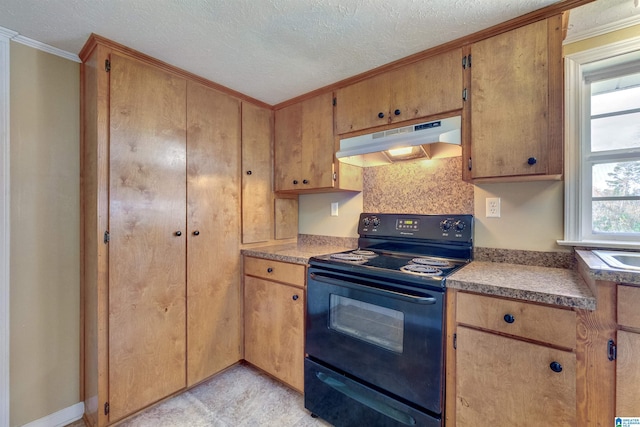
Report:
363,217,370,226
440,220,452,231
372,218,380,227
454,220,466,232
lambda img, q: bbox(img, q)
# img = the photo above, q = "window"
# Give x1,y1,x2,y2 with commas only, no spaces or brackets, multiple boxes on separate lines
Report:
563,41,640,248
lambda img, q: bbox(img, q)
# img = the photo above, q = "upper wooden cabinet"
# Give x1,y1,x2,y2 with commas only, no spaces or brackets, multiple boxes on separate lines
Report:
463,16,563,182
241,102,274,244
274,92,362,193
335,49,463,135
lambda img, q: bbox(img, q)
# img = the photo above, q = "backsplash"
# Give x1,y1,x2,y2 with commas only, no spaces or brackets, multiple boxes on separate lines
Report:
363,157,474,214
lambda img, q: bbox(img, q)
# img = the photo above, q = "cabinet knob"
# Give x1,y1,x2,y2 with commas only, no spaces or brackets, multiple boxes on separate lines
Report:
175,231,182,236
193,230,200,236
394,109,401,116
378,112,385,119
293,180,299,185
303,179,309,184
503,314,515,324
292,294,299,301
267,267,273,273
246,170,252,175
527,157,537,165
549,361,563,373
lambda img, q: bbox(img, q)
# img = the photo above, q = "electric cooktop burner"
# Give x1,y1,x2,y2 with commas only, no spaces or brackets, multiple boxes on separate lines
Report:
399,264,443,276
410,257,454,268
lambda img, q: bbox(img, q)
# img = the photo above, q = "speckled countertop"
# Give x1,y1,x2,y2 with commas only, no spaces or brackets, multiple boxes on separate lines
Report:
241,243,354,265
576,250,640,286
447,261,596,310
242,239,598,310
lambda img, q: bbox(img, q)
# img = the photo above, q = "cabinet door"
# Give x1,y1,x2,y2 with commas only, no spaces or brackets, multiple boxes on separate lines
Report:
389,49,463,124
244,276,305,391
616,330,640,416
301,92,335,190
274,102,303,192
108,53,187,421
469,19,557,179
456,326,576,426
335,72,391,134
186,81,242,386
241,102,274,243
274,92,335,192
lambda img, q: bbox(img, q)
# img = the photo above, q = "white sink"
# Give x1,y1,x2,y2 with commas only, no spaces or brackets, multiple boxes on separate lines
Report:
593,250,640,271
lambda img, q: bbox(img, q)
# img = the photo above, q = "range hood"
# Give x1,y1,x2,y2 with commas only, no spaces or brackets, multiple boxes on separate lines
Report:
336,115,461,167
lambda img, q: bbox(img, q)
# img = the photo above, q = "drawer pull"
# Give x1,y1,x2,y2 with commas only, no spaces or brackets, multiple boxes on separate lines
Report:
549,361,563,373
503,314,515,324
267,267,273,273
292,294,299,301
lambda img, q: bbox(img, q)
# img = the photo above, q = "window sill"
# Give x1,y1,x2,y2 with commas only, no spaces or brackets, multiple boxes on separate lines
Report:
557,240,640,250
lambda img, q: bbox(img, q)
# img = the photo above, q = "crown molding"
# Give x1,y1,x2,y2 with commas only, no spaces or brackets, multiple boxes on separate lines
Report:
564,14,640,44
0,25,80,62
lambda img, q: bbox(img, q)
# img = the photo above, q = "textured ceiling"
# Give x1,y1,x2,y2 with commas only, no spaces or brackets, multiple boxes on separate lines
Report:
0,0,638,105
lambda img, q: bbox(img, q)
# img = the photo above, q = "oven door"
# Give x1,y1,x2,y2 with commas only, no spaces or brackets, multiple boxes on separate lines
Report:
306,267,445,414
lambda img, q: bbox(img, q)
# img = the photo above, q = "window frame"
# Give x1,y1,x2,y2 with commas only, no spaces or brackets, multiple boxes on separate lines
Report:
562,37,640,249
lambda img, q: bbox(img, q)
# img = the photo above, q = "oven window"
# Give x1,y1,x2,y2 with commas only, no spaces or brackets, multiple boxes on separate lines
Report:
329,294,404,353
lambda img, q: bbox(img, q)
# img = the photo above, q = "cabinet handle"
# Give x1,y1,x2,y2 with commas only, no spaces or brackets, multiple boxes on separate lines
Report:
378,112,385,119
503,314,515,324
267,267,273,273
303,179,309,184
292,294,299,301
193,230,200,236
549,361,563,373
246,170,252,175
527,157,537,166
394,109,401,116
175,231,182,236
293,180,298,185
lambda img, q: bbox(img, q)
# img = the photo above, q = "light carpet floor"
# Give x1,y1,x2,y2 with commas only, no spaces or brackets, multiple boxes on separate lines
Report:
68,363,331,427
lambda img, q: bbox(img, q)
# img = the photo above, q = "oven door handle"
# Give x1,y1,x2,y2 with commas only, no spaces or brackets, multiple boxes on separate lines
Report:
310,272,437,305
315,371,417,425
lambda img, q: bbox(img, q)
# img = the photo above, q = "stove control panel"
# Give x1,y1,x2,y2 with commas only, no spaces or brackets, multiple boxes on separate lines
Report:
359,213,473,242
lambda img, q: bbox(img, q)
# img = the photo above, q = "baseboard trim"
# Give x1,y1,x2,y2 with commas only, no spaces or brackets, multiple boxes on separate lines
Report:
22,402,84,427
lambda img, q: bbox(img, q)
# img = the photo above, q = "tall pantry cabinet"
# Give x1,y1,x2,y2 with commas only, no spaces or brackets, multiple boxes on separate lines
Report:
80,36,242,426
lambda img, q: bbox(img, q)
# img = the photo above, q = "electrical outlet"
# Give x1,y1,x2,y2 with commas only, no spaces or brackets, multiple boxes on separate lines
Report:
486,197,501,218
331,202,339,217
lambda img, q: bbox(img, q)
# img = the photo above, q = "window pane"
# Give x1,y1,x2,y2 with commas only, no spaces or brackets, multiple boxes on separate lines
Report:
592,162,640,197
592,199,640,234
592,80,640,116
591,111,640,152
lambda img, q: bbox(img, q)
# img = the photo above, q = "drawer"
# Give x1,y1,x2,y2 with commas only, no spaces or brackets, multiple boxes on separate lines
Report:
618,285,640,329
244,256,306,287
456,292,576,349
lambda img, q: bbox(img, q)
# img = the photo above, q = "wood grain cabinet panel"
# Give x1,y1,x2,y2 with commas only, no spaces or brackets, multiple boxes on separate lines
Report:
456,326,576,427
244,274,305,392
244,256,306,285
616,285,640,416
464,16,563,181
108,53,188,422
275,92,362,193
335,49,463,134
186,80,242,387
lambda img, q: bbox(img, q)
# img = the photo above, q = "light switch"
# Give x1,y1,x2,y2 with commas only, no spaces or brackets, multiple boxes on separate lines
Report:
331,202,339,216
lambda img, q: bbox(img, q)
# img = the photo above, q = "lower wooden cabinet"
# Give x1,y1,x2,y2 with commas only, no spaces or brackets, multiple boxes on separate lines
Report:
616,285,640,416
448,290,578,426
243,256,305,391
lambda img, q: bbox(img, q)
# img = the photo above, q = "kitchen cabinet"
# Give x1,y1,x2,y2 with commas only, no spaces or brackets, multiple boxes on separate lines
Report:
463,16,563,181
616,285,640,416
243,256,306,391
335,49,463,135
448,291,577,426
81,38,241,426
241,102,299,243
274,92,362,193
